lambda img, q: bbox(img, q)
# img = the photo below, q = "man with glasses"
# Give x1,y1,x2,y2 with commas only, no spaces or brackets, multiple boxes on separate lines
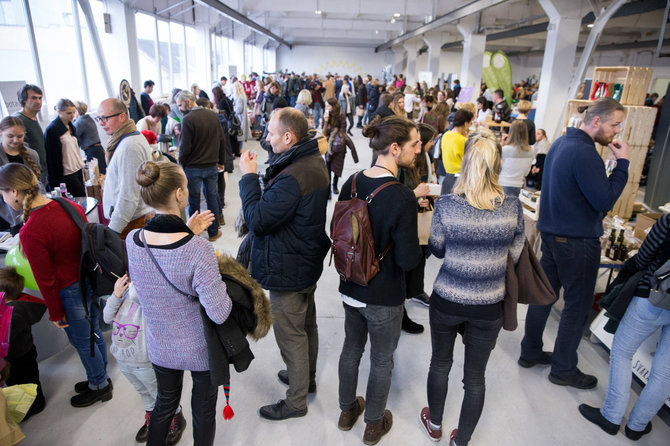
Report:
97,98,154,239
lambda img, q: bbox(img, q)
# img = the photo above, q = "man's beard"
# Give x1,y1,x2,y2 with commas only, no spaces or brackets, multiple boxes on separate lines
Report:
594,129,614,146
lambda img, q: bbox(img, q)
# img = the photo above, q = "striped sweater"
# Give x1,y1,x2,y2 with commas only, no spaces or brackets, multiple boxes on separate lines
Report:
635,214,670,297
429,194,525,305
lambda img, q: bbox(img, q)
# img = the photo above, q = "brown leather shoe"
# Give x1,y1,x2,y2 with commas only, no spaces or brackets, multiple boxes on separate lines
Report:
363,410,392,445
338,396,365,431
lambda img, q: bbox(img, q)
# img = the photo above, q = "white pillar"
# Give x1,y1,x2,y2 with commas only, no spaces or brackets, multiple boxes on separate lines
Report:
534,0,582,140
403,39,421,86
457,18,486,90
422,33,443,85
392,45,405,77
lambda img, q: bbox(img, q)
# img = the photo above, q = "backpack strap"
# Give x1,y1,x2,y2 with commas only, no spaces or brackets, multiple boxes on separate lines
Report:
140,230,196,300
365,179,401,259
365,179,400,203
53,197,85,230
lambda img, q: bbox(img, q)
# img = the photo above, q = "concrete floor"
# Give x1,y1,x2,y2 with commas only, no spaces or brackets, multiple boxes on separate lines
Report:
19,126,669,446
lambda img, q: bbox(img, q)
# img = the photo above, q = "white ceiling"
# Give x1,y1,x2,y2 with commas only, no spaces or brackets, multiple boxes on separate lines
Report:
124,0,669,53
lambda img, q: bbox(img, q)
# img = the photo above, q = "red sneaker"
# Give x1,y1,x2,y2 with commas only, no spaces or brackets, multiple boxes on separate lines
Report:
419,407,441,442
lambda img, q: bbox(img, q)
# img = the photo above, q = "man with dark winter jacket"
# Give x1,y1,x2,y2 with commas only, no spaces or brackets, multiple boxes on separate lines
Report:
239,107,330,421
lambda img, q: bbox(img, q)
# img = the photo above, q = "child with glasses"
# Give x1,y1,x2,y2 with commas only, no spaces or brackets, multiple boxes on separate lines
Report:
104,274,185,445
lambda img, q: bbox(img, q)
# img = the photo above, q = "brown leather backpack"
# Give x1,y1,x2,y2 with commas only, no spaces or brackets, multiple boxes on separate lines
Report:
330,172,398,286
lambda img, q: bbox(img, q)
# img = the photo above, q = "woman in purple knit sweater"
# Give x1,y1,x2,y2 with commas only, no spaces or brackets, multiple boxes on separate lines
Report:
127,160,232,446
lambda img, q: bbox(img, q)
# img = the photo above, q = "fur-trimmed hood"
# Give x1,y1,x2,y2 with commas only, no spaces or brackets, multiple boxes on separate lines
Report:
217,253,272,340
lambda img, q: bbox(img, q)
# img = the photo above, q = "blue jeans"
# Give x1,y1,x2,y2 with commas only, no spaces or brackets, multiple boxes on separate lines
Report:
427,303,503,446
184,166,220,238
338,303,402,424
118,361,157,411
502,186,521,197
60,281,108,387
313,103,323,129
601,297,670,429
521,234,601,376
289,96,297,107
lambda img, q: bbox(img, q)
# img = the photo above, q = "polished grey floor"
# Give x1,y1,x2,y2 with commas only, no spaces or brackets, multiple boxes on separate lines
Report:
19,127,669,445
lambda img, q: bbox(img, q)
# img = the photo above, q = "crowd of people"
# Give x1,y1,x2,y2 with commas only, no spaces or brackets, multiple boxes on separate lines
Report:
0,71,667,446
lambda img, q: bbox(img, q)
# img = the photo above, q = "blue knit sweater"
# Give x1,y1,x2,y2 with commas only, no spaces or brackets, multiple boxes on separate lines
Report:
537,127,629,238
429,194,525,305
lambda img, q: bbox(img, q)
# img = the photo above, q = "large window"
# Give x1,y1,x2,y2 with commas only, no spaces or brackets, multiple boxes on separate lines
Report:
169,21,186,89
0,0,36,85
186,26,207,92
31,0,84,105
136,12,160,96
77,0,108,107
157,19,171,93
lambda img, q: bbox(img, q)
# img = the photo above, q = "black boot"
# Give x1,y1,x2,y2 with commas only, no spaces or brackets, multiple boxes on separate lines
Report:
402,306,423,334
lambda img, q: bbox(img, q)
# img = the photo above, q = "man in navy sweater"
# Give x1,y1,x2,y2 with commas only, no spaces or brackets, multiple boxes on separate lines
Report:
520,97,629,390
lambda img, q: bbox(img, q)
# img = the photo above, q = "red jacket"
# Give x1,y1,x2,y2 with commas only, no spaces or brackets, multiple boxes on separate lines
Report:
20,200,86,321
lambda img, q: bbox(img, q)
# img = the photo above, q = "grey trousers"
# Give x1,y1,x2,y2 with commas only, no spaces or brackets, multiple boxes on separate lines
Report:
269,285,319,411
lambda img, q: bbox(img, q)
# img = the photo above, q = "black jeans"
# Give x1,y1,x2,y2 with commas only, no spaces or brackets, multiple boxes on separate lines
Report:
427,303,503,446
6,345,45,417
63,169,86,197
346,113,354,133
521,234,601,376
148,365,218,446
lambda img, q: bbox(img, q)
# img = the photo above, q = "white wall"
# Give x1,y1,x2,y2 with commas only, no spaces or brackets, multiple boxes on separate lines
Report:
276,45,393,78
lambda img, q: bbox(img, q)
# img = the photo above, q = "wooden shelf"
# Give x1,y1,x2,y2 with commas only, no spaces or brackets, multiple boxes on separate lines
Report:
590,66,653,106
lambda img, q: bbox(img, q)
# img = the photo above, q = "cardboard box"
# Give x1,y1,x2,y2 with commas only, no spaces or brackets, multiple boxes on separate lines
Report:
634,212,662,240
86,184,102,202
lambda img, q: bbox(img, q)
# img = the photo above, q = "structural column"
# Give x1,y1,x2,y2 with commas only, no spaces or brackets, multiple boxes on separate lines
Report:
392,45,405,78
422,32,443,86
457,17,486,90
533,0,582,140
403,39,421,86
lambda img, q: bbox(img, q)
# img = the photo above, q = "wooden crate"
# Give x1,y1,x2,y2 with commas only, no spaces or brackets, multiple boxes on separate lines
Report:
590,66,654,106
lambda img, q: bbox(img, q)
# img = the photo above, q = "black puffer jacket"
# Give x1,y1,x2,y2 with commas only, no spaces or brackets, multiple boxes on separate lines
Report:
239,136,330,291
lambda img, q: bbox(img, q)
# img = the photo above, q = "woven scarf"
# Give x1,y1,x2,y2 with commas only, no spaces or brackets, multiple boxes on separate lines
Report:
105,119,137,162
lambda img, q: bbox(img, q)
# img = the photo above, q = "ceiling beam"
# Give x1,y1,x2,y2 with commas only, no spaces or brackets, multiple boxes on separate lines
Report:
437,0,666,50
503,38,670,57
195,0,292,48
375,0,508,52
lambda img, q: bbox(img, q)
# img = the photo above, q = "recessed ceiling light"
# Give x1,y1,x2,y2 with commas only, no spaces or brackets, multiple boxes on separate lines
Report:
587,23,594,28
375,30,379,34
391,18,396,23
393,13,401,18
315,10,322,15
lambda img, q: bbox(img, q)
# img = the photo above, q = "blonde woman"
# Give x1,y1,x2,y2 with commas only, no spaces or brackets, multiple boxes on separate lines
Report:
390,92,405,117
295,89,312,119
420,130,524,445
233,81,251,143
499,120,534,197
514,100,535,145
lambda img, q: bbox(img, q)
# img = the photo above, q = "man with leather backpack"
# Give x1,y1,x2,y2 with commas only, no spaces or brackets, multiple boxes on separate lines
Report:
335,115,421,445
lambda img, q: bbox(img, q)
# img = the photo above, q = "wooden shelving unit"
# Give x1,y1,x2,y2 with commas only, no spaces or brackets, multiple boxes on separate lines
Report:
562,67,657,219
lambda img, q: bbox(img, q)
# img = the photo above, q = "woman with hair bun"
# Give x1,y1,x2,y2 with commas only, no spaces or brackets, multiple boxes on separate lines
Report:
0,162,111,408
126,160,231,446
44,98,86,195
419,130,524,445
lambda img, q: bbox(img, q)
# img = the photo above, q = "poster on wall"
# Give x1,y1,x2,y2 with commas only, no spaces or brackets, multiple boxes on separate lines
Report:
0,81,26,118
